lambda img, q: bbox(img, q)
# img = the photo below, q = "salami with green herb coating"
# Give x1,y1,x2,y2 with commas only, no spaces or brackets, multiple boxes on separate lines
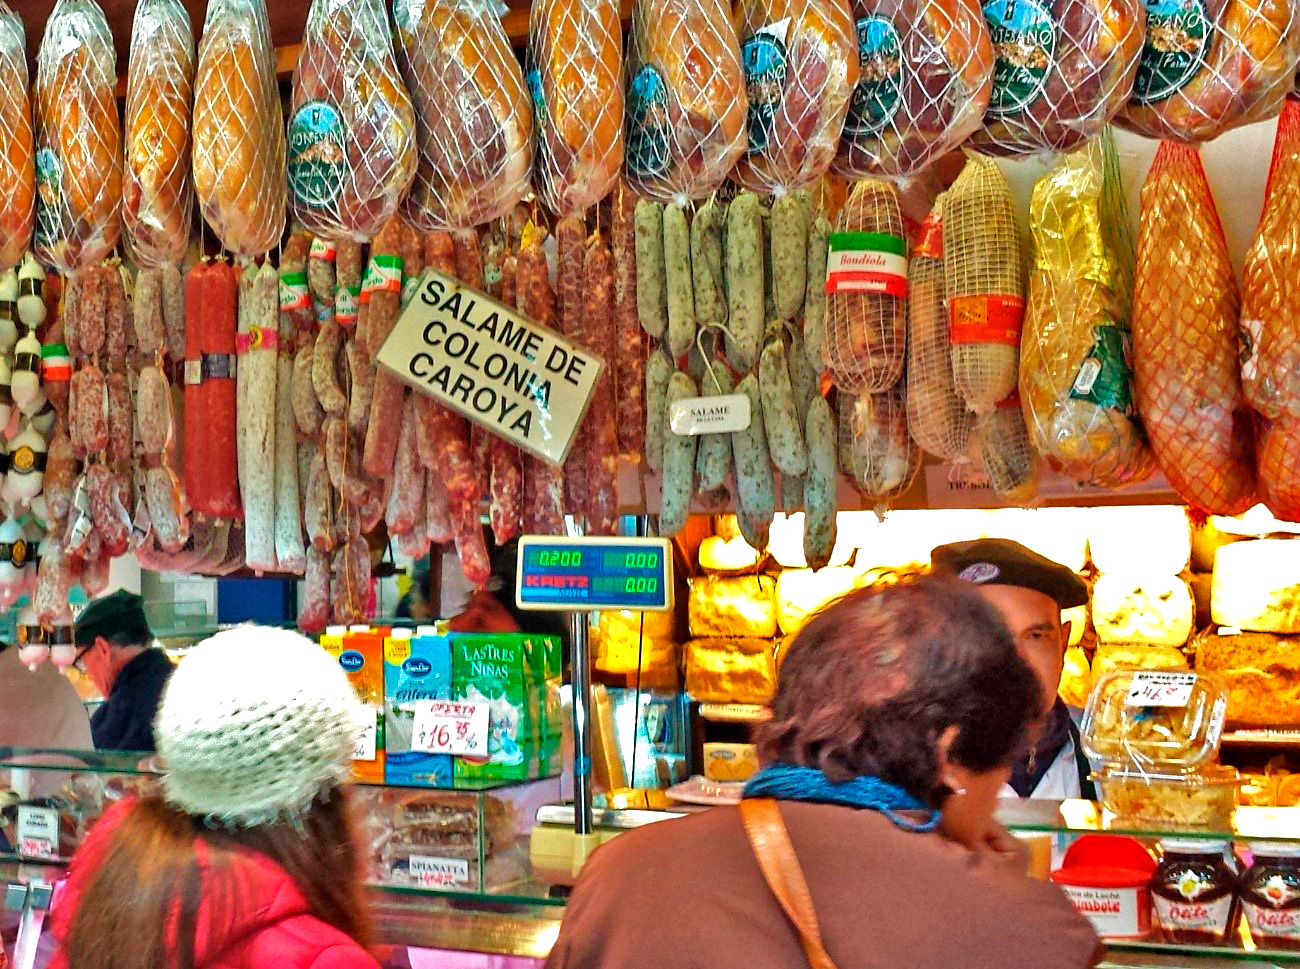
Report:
759,331,807,477
645,347,673,472
635,200,667,338
725,193,764,370
803,394,836,570
804,212,829,369
690,200,726,326
733,371,775,549
695,365,734,492
771,194,807,321
664,203,696,358
659,370,697,535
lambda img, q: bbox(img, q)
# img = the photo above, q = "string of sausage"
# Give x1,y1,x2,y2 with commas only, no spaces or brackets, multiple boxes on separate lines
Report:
518,235,566,535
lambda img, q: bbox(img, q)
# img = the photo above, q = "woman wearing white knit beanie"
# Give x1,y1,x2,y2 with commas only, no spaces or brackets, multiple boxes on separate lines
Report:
46,625,381,969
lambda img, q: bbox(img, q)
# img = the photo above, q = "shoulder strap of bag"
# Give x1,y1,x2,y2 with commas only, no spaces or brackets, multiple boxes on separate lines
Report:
739,798,840,969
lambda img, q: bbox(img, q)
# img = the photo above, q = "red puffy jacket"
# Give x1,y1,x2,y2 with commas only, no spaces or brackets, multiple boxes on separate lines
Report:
49,800,381,969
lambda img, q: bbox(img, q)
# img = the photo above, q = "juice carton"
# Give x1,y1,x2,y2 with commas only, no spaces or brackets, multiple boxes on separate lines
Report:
450,633,561,785
384,628,453,788
321,627,385,784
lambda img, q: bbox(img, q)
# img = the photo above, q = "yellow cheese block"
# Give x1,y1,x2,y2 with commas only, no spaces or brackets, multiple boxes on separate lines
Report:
1092,573,1193,646
1195,631,1300,728
703,743,760,782
698,534,762,575
1091,643,1188,681
594,610,678,682
1088,505,1190,575
688,575,778,639
1059,645,1092,708
775,567,858,636
685,637,778,704
1212,539,1300,633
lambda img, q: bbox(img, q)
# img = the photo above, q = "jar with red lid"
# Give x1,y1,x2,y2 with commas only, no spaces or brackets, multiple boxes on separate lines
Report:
1151,839,1238,944
1242,842,1300,952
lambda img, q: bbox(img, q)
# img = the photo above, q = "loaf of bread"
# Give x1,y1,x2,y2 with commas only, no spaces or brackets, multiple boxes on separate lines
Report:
775,566,857,635
1195,631,1300,728
685,637,778,704
1212,539,1300,633
1091,643,1189,681
688,575,778,638
1093,573,1194,646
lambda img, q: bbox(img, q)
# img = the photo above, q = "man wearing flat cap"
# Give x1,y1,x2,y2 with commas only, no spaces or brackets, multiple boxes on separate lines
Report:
73,590,173,752
932,538,1096,800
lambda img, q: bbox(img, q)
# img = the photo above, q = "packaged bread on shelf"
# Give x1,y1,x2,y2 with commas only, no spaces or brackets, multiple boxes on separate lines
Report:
775,566,857,636
1195,631,1300,728
1092,573,1194,646
1212,539,1300,633
689,575,778,638
1091,643,1189,681
1088,505,1191,576
685,637,778,703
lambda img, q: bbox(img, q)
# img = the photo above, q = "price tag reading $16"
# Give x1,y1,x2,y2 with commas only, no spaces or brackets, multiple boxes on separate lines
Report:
1124,671,1197,708
412,700,490,758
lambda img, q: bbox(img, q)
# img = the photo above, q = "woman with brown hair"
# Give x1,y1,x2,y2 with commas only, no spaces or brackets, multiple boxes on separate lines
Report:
48,625,379,969
546,577,1103,969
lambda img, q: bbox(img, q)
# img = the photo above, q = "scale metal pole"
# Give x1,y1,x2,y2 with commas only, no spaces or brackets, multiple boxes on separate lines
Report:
568,611,594,837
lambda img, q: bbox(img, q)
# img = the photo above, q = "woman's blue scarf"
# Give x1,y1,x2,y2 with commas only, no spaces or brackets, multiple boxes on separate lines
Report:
742,764,941,833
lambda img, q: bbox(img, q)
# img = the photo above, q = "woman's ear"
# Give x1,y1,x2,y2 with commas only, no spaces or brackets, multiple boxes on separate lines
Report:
936,725,960,789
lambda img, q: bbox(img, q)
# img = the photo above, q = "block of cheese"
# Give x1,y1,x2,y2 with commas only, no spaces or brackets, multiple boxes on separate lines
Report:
1089,506,1190,575
688,575,778,639
698,534,762,575
768,514,853,569
1092,573,1194,646
983,508,1089,572
1091,644,1189,681
1211,539,1300,633
685,638,777,704
1059,646,1092,708
703,742,759,782
1195,631,1300,728
1063,605,1086,648
775,567,858,636
594,610,678,684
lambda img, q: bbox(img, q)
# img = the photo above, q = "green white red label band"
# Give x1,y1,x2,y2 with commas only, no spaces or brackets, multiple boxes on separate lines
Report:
310,238,337,262
360,255,403,305
41,343,71,381
280,272,310,312
336,285,361,326
824,232,908,296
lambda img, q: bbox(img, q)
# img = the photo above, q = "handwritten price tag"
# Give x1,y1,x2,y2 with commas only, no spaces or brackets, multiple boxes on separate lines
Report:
16,806,58,859
1125,671,1197,708
408,855,471,889
411,700,489,758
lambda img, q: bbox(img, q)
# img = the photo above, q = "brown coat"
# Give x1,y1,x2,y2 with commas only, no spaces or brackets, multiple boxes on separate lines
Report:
545,801,1102,969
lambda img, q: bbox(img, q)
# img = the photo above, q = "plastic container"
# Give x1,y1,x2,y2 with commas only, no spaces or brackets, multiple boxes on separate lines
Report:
1052,835,1156,939
1081,670,1228,769
1095,765,1240,830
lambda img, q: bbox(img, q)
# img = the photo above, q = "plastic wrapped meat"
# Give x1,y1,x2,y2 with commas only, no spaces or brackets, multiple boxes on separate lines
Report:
834,0,994,179
1116,0,1299,143
395,0,533,230
288,0,417,240
732,0,859,194
838,387,920,505
623,0,748,203
0,2,34,272
1132,142,1256,515
968,0,1145,156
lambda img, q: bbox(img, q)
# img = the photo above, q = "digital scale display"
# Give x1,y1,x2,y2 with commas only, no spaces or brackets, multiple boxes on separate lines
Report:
516,536,674,612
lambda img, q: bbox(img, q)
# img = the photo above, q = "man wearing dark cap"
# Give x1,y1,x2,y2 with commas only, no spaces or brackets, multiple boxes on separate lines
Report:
932,538,1096,800
73,590,173,752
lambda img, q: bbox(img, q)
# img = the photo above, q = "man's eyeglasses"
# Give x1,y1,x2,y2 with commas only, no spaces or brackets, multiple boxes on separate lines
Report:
72,645,91,673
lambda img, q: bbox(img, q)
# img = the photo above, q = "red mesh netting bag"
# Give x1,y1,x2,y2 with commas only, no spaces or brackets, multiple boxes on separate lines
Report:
1132,141,1256,516
1257,416,1300,522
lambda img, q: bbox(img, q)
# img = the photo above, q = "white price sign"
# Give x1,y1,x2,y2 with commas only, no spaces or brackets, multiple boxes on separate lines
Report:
353,707,378,762
412,700,489,758
409,855,471,889
1125,671,1197,707
16,805,58,859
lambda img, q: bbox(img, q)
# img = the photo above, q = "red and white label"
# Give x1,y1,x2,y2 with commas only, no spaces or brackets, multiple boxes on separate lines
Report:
1154,894,1234,935
411,700,489,758
17,805,57,859
408,855,471,889
1060,885,1146,938
949,294,1024,346
1245,902,1300,941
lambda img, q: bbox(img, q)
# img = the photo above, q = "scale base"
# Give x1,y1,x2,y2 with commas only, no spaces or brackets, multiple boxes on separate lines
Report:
529,827,611,885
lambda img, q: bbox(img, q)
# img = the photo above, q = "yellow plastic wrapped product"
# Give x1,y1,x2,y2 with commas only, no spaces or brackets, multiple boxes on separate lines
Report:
834,0,993,179
906,199,974,462
394,0,533,230
1020,137,1154,488
1116,0,1299,144
824,179,907,393
623,0,747,203
975,400,1040,503
838,387,920,508
192,0,287,258
944,155,1023,416
123,0,194,269
0,2,33,273
528,0,623,217
288,0,417,241
33,0,121,274
685,636,778,704
731,0,858,195
968,0,1145,156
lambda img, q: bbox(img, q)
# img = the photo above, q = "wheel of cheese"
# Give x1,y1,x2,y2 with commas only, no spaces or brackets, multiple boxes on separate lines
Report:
1211,539,1300,633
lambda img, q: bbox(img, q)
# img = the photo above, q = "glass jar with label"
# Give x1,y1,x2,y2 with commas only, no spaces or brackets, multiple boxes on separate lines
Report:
1242,842,1300,952
1151,839,1238,944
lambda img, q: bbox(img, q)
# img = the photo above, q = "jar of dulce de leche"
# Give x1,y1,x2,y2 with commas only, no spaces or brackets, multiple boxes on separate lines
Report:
1151,840,1238,944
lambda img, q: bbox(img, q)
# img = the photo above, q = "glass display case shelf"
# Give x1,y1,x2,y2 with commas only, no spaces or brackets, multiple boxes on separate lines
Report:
999,798,1300,845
